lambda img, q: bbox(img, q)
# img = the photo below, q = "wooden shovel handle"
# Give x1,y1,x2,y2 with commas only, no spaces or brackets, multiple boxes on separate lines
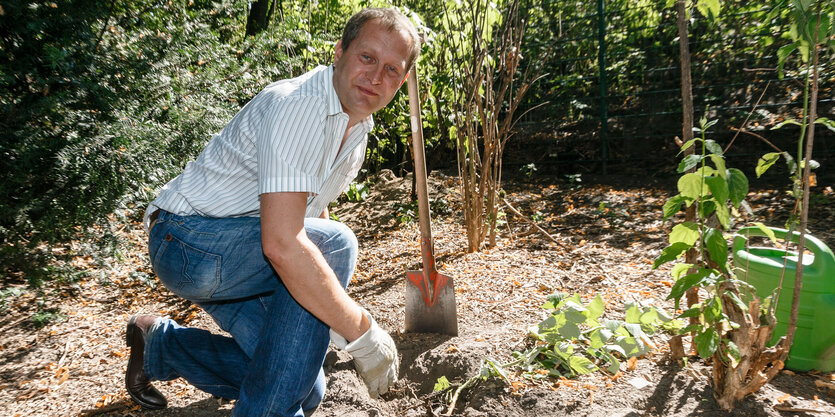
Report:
406,65,436,276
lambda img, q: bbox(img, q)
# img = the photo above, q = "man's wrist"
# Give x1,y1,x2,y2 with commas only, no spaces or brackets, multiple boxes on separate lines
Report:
346,307,371,343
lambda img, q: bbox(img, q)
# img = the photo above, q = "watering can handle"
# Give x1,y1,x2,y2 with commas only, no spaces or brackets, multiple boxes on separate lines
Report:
733,226,835,271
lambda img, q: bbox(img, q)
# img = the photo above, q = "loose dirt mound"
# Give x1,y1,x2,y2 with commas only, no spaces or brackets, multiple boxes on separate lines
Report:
1,170,834,416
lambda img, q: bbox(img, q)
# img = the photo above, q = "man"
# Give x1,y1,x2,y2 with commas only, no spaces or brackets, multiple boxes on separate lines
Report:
124,8,420,416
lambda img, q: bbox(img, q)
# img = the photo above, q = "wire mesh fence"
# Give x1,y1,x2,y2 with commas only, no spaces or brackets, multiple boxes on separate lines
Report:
512,0,834,177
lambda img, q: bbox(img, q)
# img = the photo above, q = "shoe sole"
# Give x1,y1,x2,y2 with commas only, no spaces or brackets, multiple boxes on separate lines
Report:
125,316,167,410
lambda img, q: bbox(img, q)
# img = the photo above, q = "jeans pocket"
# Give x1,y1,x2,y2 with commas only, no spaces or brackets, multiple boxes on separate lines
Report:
153,234,221,301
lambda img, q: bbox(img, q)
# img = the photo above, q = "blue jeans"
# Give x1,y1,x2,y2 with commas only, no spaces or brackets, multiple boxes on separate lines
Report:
144,210,358,417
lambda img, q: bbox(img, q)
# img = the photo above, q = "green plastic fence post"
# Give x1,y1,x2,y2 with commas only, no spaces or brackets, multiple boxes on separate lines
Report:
597,0,608,174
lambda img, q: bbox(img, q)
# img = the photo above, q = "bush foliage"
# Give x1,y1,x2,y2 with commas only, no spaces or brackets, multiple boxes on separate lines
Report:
1,0,829,284
0,0,331,281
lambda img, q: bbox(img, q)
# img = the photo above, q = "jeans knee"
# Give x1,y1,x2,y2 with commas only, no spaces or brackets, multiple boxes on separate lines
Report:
305,219,358,288
330,221,358,259
302,369,326,413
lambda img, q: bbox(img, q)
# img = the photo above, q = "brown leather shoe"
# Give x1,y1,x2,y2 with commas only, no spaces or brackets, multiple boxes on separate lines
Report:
126,315,167,409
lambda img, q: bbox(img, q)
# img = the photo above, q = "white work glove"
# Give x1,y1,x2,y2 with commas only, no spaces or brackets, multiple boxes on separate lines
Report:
330,309,398,398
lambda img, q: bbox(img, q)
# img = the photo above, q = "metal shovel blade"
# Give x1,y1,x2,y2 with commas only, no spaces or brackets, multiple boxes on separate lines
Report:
405,269,458,336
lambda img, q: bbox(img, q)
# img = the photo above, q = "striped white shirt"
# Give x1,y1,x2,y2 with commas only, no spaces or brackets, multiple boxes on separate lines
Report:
144,65,372,230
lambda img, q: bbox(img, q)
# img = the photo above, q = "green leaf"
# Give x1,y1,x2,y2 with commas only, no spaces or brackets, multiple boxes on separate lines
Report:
670,222,700,245
559,322,581,339
653,242,692,269
568,355,598,375
773,118,803,130
703,296,723,323
756,152,781,177
799,158,820,171
784,152,797,175
539,315,557,330
434,376,451,392
563,300,588,324
727,168,749,207
724,290,748,313
726,340,742,366
625,302,641,323
705,140,723,156
815,117,835,133
671,263,694,281
554,341,575,360
678,173,707,201
654,307,674,322
696,0,721,20
587,295,605,321
604,319,624,334
677,154,704,173
703,118,719,130
565,293,584,307
640,309,659,325
480,357,510,381
705,176,729,205
679,307,702,319
613,336,642,357
678,138,701,154
663,195,687,220
750,222,777,244
600,350,621,374
699,199,717,219
623,322,646,340
704,227,728,269
693,166,718,178
695,328,720,358
588,328,610,349
542,293,568,310
715,202,730,230
776,43,799,75
681,323,704,334
605,343,627,357
709,155,727,178
667,269,709,308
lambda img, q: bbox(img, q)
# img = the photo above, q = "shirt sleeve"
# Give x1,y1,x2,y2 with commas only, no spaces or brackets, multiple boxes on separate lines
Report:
255,95,328,196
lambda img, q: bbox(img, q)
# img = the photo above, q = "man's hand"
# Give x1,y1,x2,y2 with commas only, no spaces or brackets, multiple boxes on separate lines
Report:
330,309,398,398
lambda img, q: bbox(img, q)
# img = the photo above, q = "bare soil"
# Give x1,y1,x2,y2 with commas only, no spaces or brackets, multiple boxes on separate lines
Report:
2,169,834,417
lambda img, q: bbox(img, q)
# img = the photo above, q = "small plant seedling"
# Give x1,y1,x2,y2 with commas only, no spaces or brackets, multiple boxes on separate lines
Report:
565,173,582,189
32,309,66,328
434,375,451,392
520,163,537,178
344,181,369,202
509,292,673,379
393,200,418,225
433,358,509,415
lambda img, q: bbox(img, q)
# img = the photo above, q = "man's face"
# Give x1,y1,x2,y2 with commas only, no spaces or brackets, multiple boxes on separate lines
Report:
333,19,412,123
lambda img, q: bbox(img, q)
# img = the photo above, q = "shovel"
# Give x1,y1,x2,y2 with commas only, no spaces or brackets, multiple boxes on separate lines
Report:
404,64,458,336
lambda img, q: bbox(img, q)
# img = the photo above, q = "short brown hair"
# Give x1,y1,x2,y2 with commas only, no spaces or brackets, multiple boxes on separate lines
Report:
340,8,421,70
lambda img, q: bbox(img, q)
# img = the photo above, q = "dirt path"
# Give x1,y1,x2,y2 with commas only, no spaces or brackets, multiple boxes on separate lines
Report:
1,171,834,416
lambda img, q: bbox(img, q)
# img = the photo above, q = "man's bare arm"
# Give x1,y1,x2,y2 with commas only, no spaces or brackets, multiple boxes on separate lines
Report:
260,192,368,341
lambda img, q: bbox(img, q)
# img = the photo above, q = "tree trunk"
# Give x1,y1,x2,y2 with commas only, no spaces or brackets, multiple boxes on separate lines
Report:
246,0,275,37
676,0,700,349
712,281,787,410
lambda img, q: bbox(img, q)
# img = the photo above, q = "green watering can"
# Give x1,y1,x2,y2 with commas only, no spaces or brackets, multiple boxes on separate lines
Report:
733,226,835,372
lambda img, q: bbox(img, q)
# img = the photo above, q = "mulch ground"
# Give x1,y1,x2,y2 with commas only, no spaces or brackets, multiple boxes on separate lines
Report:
1,170,834,416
